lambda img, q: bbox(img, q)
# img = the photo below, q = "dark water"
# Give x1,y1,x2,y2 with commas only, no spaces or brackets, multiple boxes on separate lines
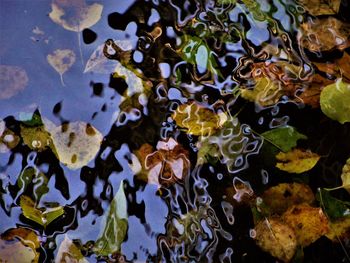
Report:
1,0,350,262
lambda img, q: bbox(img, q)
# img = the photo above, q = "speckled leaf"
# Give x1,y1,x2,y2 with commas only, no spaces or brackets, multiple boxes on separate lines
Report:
94,181,128,256
0,65,28,99
320,79,350,124
47,49,76,86
326,217,350,241
297,0,341,16
55,235,88,263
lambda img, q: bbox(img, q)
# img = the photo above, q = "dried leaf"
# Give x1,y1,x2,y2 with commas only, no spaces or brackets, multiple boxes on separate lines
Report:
297,0,341,16
282,204,329,247
254,218,297,262
326,217,350,241
262,183,315,215
49,1,103,32
0,65,28,99
275,148,320,174
51,122,103,170
320,79,350,124
55,235,88,263
0,227,40,263
47,49,76,86
313,53,350,83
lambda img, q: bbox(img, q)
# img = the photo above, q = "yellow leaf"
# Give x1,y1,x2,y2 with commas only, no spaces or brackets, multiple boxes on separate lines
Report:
47,49,76,86
55,235,88,263
282,204,329,247
0,65,28,99
297,0,341,16
341,157,350,193
325,217,350,241
275,148,320,174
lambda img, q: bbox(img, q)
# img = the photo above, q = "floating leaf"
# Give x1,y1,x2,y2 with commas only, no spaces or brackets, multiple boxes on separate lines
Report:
0,119,20,153
282,204,329,247
262,183,315,215
341,157,350,193
317,189,350,220
55,235,88,263
49,1,103,32
20,195,64,227
172,102,226,136
275,148,320,174
261,126,307,153
51,121,103,170
94,181,128,256
254,218,297,262
17,167,49,202
326,217,350,241
21,125,53,152
320,79,350,124
47,49,76,86
0,227,40,263
297,0,341,16
0,65,28,99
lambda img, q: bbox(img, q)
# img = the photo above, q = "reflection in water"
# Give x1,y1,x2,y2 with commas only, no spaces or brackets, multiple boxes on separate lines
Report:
1,0,350,262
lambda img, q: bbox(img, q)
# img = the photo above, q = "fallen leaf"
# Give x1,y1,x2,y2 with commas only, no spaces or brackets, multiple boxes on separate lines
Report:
0,65,28,99
172,102,226,136
17,167,49,202
262,183,315,215
254,218,297,262
282,204,329,247
47,49,76,86
341,157,350,193
55,235,88,263
49,0,103,32
94,180,128,256
0,227,40,263
317,189,350,220
20,125,53,152
297,0,341,16
320,79,350,124
326,217,350,241
20,195,64,227
51,121,103,170
261,126,307,153
0,119,20,153
275,148,320,174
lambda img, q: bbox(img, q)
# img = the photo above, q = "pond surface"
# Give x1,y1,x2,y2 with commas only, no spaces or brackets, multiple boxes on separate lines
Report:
1,0,350,262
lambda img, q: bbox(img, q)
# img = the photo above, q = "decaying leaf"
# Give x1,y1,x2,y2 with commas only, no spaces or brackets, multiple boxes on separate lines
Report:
297,0,341,16
47,49,76,86
261,126,307,153
326,217,350,241
275,148,320,174
0,227,40,263
55,235,88,263
282,204,329,247
20,195,64,227
51,121,103,170
254,218,297,262
172,102,226,136
49,0,103,32
299,17,350,52
262,183,315,215
20,125,53,152
0,119,20,153
341,157,350,193
320,79,350,124
0,65,28,99
94,181,128,256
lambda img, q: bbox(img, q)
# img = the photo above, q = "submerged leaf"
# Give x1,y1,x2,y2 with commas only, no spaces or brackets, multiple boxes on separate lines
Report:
275,148,320,174
0,120,20,153
320,79,350,124
51,122,103,170
261,126,307,153
297,0,341,16
94,181,128,256
0,65,28,99
282,204,329,247
317,189,350,220
254,218,297,262
55,235,88,263
47,49,76,86
20,125,53,152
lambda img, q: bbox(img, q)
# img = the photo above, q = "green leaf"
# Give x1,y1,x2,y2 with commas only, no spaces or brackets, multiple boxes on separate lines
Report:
261,126,307,152
93,180,128,256
20,195,64,227
17,168,49,202
317,189,350,220
320,79,350,124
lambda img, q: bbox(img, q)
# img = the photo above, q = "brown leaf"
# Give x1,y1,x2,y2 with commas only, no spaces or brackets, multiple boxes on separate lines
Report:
0,120,20,153
314,52,350,83
0,65,28,99
325,217,350,241
297,0,341,16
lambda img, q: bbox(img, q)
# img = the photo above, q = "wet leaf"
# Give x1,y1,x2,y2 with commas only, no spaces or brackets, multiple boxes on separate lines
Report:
297,0,341,16
51,122,103,170
261,126,307,153
94,181,128,256
17,167,49,202
275,149,320,174
317,189,350,220
172,102,226,136
55,235,88,263
313,53,350,83
341,157,350,193
262,183,315,215
0,227,40,263
254,218,297,262
47,49,76,86
0,119,20,153
20,125,53,152
49,1,103,32
20,195,64,227
0,65,28,99
325,217,350,241
282,204,329,247
320,79,350,124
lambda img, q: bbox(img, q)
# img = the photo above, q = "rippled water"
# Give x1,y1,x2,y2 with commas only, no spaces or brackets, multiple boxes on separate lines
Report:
1,0,350,262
